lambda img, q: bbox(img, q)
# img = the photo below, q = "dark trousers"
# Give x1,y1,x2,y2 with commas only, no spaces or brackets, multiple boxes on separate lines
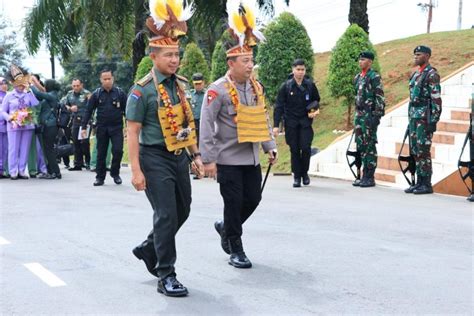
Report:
217,164,262,239
194,119,200,147
71,125,90,167
95,125,123,180
139,145,191,280
285,124,314,178
58,127,71,166
41,125,60,175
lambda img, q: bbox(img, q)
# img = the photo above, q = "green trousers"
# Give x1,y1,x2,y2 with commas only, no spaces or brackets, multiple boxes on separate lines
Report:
138,145,191,281
89,137,112,169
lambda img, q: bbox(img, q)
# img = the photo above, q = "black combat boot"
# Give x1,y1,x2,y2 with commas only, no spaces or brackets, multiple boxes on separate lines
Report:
293,176,301,188
357,167,368,187
228,237,252,269
404,176,421,193
413,175,433,194
302,174,310,186
360,168,376,187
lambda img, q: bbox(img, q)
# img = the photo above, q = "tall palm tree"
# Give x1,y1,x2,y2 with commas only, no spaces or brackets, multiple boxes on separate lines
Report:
25,0,289,76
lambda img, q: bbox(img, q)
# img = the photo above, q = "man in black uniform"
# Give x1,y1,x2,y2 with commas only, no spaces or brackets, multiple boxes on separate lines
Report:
274,59,320,187
82,69,127,186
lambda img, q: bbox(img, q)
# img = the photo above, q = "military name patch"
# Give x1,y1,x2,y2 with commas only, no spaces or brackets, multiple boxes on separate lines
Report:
206,90,218,106
131,89,142,100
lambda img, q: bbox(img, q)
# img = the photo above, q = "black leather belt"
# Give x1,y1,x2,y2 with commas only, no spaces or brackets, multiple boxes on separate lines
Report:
140,144,183,155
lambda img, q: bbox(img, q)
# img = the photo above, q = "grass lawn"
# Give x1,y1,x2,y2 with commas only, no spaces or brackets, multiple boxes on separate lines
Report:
268,29,474,173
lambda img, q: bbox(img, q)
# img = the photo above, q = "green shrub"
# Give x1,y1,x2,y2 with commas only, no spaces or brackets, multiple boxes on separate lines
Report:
256,12,314,104
327,24,379,127
134,56,153,82
179,42,210,82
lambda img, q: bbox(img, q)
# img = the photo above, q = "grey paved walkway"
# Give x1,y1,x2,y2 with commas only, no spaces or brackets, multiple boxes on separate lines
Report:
0,167,472,315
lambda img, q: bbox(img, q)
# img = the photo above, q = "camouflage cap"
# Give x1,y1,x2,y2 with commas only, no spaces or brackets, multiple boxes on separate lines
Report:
359,51,375,60
414,45,431,55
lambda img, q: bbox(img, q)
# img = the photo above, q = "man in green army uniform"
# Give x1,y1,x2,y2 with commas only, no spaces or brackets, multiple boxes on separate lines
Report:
126,1,203,297
190,72,205,145
352,51,385,187
64,78,91,171
404,45,442,195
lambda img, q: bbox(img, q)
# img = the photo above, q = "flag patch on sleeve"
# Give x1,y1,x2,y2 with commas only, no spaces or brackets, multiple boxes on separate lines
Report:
131,89,142,100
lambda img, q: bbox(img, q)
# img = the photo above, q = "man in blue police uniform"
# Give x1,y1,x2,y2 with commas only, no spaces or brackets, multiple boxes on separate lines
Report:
82,69,127,186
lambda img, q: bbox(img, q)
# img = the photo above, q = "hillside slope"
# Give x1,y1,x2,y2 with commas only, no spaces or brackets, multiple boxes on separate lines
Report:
270,29,474,173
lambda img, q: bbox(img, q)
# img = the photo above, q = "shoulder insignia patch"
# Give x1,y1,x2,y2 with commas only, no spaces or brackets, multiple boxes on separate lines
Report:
206,90,219,106
176,74,189,83
137,73,153,87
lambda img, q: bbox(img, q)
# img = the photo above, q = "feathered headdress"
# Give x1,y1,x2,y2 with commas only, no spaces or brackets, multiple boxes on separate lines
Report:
146,0,194,48
226,0,265,57
9,65,30,87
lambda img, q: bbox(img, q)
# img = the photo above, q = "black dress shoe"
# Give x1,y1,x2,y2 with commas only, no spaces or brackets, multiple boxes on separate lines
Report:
132,246,158,277
69,166,82,171
293,177,301,188
38,173,55,179
93,179,104,186
18,174,29,180
302,174,310,185
214,221,230,254
229,252,252,268
55,173,62,179
10,176,18,180
113,176,122,185
29,174,36,178
157,275,188,297
228,237,252,268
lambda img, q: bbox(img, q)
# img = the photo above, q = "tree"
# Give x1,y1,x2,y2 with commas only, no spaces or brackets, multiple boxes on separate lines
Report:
25,0,290,77
61,44,134,92
256,12,313,104
178,43,209,82
134,56,153,82
0,14,25,74
210,39,227,82
349,0,369,34
327,24,379,128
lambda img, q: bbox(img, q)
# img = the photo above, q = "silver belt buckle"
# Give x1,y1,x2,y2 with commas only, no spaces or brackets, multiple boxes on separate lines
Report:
174,149,183,155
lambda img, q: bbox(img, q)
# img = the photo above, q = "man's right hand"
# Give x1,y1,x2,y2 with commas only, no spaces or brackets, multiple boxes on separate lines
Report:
131,170,147,191
204,162,217,179
81,129,87,139
70,105,78,112
272,127,279,138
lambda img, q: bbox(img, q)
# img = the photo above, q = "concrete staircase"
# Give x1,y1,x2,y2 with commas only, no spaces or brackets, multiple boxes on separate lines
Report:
310,62,473,192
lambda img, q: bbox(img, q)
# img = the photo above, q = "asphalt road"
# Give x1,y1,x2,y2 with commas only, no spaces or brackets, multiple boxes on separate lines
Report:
0,167,472,315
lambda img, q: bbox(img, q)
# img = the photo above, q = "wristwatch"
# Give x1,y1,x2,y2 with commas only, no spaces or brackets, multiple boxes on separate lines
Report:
192,152,201,159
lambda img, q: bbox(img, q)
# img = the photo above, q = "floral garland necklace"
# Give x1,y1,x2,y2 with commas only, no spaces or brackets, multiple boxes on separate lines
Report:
158,82,192,141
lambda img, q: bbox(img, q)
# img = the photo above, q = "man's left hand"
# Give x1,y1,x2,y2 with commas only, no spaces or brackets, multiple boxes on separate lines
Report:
268,150,278,165
191,157,205,178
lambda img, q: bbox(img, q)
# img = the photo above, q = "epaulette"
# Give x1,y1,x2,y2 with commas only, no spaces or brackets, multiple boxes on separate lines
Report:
175,74,189,83
137,73,153,87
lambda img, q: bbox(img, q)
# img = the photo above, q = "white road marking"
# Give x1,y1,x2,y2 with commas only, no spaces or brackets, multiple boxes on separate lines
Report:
23,263,67,287
0,236,11,245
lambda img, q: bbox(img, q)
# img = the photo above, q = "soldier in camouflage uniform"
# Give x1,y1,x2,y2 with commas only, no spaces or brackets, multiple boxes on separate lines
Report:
404,45,442,194
353,51,385,187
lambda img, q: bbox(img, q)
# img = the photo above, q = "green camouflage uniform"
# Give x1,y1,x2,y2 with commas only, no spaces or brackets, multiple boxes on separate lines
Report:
408,64,442,177
353,68,385,171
